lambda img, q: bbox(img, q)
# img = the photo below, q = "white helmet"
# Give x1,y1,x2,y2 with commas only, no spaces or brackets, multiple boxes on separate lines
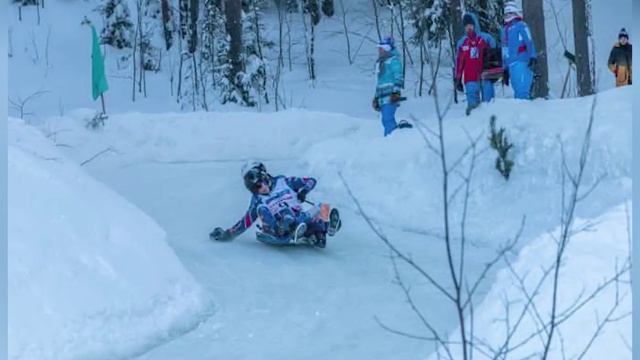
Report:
504,1,522,15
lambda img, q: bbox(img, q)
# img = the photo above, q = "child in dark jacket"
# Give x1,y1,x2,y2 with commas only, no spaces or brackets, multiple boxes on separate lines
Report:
608,28,632,87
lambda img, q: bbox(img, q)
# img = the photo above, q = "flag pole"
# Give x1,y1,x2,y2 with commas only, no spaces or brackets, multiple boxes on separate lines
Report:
100,93,106,114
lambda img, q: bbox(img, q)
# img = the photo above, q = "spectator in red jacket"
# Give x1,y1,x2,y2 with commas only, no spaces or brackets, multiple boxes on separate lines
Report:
455,13,491,115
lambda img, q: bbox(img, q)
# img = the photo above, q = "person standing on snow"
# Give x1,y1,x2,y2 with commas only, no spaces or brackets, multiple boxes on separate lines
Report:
455,13,492,115
501,1,537,99
372,36,412,136
608,28,632,87
209,162,341,248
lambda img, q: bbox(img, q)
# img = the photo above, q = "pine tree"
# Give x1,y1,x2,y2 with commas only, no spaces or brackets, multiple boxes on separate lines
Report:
160,0,176,50
408,0,448,46
140,0,162,71
472,0,504,40
304,0,322,25
488,116,514,180
321,0,334,17
241,0,272,106
100,0,135,49
285,0,299,12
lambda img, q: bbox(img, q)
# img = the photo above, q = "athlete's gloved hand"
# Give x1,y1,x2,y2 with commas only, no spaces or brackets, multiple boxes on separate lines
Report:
528,57,537,69
297,189,308,203
372,98,380,111
390,92,402,103
210,227,232,241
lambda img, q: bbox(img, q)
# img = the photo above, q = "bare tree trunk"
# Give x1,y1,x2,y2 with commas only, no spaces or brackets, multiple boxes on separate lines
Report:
132,15,139,102
189,0,198,54
250,0,269,104
299,4,312,80
448,0,463,50
523,0,550,98
419,39,425,96
276,0,285,69
274,0,286,110
561,65,572,98
177,53,184,101
339,0,352,65
571,0,593,96
136,0,144,96
395,0,410,80
371,0,381,42
285,8,293,71
161,0,173,50
310,20,316,80
191,55,197,110
226,0,243,82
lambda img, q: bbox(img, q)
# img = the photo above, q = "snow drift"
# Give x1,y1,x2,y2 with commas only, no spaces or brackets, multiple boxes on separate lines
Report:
428,202,632,360
8,118,211,360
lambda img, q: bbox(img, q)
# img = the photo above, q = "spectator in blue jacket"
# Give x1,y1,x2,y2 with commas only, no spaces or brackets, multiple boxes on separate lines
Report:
501,1,537,99
372,37,411,136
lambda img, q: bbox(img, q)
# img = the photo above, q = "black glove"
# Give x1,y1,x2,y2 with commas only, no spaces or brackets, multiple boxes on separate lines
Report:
210,227,232,241
455,78,464,92
390,92,402,103
372,98,380,112
528,58,537,69
502,69,510,86
297,189,308,203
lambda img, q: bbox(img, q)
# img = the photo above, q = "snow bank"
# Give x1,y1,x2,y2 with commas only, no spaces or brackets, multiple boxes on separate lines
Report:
40,86,631,246
8,118,211,359
306,86,631,239
429,202,632,360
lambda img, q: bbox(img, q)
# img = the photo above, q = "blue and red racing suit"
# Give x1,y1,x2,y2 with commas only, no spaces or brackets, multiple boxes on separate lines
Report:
227,176,327,242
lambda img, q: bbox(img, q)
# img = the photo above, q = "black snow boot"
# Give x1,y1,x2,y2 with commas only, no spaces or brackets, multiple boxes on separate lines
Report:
397,120,413,129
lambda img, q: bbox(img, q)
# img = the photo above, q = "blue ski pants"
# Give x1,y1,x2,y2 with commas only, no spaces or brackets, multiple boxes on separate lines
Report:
509,61,533,99
465,81,481,108
381,103,398,137
481,80,495,102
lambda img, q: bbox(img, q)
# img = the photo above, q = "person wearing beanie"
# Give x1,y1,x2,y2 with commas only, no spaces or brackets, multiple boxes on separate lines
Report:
608,28,632,87
501,1,537,99
454,12,496,115
372,36,412,136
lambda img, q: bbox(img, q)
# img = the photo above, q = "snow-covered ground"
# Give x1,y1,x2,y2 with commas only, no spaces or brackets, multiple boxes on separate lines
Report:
430,203,632,360
8,118,212,360
26,86,630,359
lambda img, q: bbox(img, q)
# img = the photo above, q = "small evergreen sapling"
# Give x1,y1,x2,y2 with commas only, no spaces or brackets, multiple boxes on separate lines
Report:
488,116,514,180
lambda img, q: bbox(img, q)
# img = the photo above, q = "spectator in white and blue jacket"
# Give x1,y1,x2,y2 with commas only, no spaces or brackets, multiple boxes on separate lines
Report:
372,37,404,137
501,1,537,99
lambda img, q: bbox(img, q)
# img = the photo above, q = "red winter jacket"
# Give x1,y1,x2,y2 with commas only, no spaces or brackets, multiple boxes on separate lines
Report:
455,31,489,84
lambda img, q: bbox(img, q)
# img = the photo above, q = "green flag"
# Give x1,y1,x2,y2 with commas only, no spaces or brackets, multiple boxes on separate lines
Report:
91,25,109,101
